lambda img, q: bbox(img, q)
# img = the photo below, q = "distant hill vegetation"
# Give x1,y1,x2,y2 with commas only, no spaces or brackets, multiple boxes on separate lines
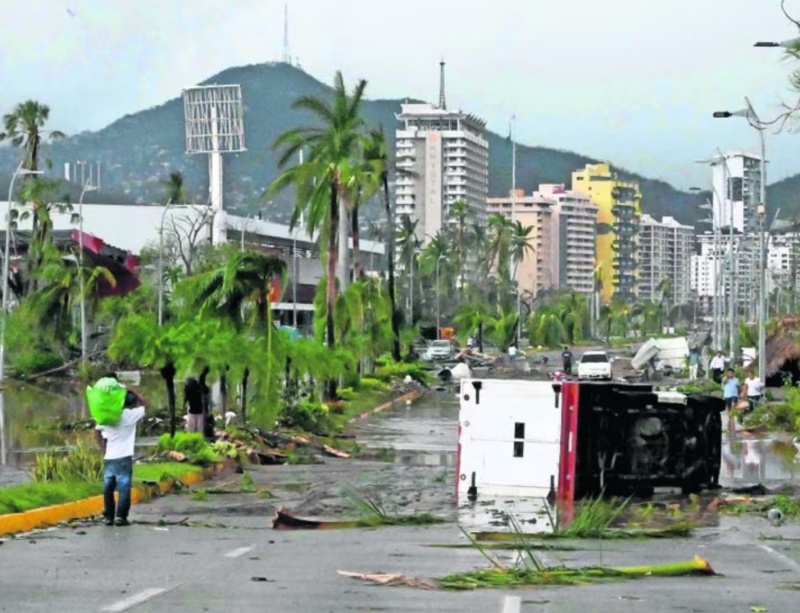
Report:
0,62,797,225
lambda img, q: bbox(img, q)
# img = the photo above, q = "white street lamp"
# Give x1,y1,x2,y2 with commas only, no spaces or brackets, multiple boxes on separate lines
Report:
157,199,175,326
754,37,800,48
78,180,98,366
713,98,768,380
1,164,43,386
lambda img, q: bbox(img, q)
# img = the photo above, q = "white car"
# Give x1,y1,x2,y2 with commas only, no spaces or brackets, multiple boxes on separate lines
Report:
577,351,612,380
423,340,455,361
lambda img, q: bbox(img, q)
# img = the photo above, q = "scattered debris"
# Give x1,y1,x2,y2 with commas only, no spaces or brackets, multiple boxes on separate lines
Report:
339,556,716,590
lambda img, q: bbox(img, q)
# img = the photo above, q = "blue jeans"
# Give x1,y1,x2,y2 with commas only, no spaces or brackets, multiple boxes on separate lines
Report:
103,456,133,521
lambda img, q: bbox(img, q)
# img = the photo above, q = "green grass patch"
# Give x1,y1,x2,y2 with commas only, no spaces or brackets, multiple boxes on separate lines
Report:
133,462,203,484
0,482,104,515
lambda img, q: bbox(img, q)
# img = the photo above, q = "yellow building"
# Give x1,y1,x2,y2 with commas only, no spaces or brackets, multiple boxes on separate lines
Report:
571,163,642,303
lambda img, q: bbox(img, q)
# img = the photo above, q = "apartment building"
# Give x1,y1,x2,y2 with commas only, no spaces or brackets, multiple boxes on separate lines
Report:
486,185,596,299
486,190,553,298
538,184,597,295
395,101,489,243
639,215,694,306
571,163,641,303
710,151,763,234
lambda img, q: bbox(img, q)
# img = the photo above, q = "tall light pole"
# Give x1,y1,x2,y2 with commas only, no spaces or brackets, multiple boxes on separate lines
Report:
713,99,767,379
510,115,522,343
1,164,43,386
77,180,97,367
435,254,446,340
157,199,174,327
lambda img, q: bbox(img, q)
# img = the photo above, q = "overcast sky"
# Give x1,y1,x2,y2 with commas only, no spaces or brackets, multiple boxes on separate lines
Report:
2,0,800,188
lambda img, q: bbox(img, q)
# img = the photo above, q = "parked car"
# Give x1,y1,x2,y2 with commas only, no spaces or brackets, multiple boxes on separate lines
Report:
423,340,456,361
577,351,612,380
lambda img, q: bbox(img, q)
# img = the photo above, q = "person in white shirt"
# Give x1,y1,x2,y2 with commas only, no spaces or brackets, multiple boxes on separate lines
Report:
709,351,726,383
94,388,147,526
743,370,764,413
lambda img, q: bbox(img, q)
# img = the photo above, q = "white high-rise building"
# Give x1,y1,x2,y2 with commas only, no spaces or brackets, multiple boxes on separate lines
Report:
710,151,763,234
394,64,489,242
639,215,694,306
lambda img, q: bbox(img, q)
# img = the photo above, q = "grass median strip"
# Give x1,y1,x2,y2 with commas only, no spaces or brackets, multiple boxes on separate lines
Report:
0,462,204,517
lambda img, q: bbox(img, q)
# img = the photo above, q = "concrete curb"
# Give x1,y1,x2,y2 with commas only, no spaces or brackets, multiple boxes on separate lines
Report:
0,464,218,537
348,389,423,423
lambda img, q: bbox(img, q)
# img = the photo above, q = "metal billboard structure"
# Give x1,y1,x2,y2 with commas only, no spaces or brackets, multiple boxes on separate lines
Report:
182,84,246,245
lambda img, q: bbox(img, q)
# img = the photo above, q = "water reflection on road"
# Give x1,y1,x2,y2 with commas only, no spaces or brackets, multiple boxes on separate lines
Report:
355,390,459,467
720,434,800,485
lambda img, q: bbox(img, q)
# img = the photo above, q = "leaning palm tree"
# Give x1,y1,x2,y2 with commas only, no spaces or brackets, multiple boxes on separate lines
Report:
179,251,287,421
268,72,367,398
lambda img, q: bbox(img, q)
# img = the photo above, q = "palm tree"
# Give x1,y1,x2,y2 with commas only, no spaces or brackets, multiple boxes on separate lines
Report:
449,200,472,297
0,100,65,172
269,72,367,398
180,251,287,421
162,171,187,205
510,221,535,279
396,214,420,325
363,127,401,360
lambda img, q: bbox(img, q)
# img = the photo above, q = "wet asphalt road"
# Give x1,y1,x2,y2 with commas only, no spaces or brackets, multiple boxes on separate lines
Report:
4,392,800,612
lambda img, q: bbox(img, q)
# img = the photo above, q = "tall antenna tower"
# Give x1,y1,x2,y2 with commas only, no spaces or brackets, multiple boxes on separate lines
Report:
438,59,447,110
282,3,291,64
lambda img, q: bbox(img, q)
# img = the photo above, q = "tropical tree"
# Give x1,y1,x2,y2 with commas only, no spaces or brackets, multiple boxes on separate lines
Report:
270,71,368,398
449,200,472,296
395,214,420,325
162,171,187,205
178,251,287,420
363,127,401,360
0,100,65,172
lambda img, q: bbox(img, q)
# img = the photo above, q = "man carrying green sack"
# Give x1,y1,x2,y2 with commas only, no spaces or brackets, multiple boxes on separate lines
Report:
91,374,147,527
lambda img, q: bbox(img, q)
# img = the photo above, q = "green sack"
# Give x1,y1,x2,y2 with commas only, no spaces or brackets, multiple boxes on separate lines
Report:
86,377,127,426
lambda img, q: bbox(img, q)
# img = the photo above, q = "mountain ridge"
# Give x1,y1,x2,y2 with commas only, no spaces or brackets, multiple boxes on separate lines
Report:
0,61,797,225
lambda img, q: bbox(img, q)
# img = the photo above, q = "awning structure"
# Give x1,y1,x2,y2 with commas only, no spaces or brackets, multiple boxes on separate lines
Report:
1,229,140,297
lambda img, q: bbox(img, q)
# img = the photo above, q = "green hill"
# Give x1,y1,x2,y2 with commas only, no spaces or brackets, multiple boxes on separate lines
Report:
0,61,795,225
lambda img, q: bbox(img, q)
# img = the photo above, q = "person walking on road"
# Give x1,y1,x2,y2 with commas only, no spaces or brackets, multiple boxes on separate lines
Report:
722,368,740,432
561,346,574,375
94,389,147,527
687,347,700,380
183,377,205,433
710,350,726,384
743,370,764,413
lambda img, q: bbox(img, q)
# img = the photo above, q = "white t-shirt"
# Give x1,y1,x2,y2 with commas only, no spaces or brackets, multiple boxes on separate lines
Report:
710,356,726,370
745,377,764,398
96,407,145,460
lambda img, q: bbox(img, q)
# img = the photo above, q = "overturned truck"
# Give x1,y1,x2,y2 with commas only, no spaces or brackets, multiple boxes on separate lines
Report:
457,380,723,509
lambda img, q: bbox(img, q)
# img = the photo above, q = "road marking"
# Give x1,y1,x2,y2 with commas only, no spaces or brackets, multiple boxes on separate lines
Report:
224,546,255,558
502,595,521,613
759,544,800,572
102,586,176,612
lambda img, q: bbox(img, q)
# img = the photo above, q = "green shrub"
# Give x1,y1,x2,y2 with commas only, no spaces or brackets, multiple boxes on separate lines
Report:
154,432,219,465
279,400,331,434
31,444,104,483
357,377,389,392
13,351,64,377
373,361,430,384
336,386,356,401
676,380,721,394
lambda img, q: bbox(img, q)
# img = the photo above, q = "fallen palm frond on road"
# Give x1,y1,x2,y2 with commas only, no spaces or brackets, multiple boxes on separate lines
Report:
272,505,446,530
339,556,716,590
